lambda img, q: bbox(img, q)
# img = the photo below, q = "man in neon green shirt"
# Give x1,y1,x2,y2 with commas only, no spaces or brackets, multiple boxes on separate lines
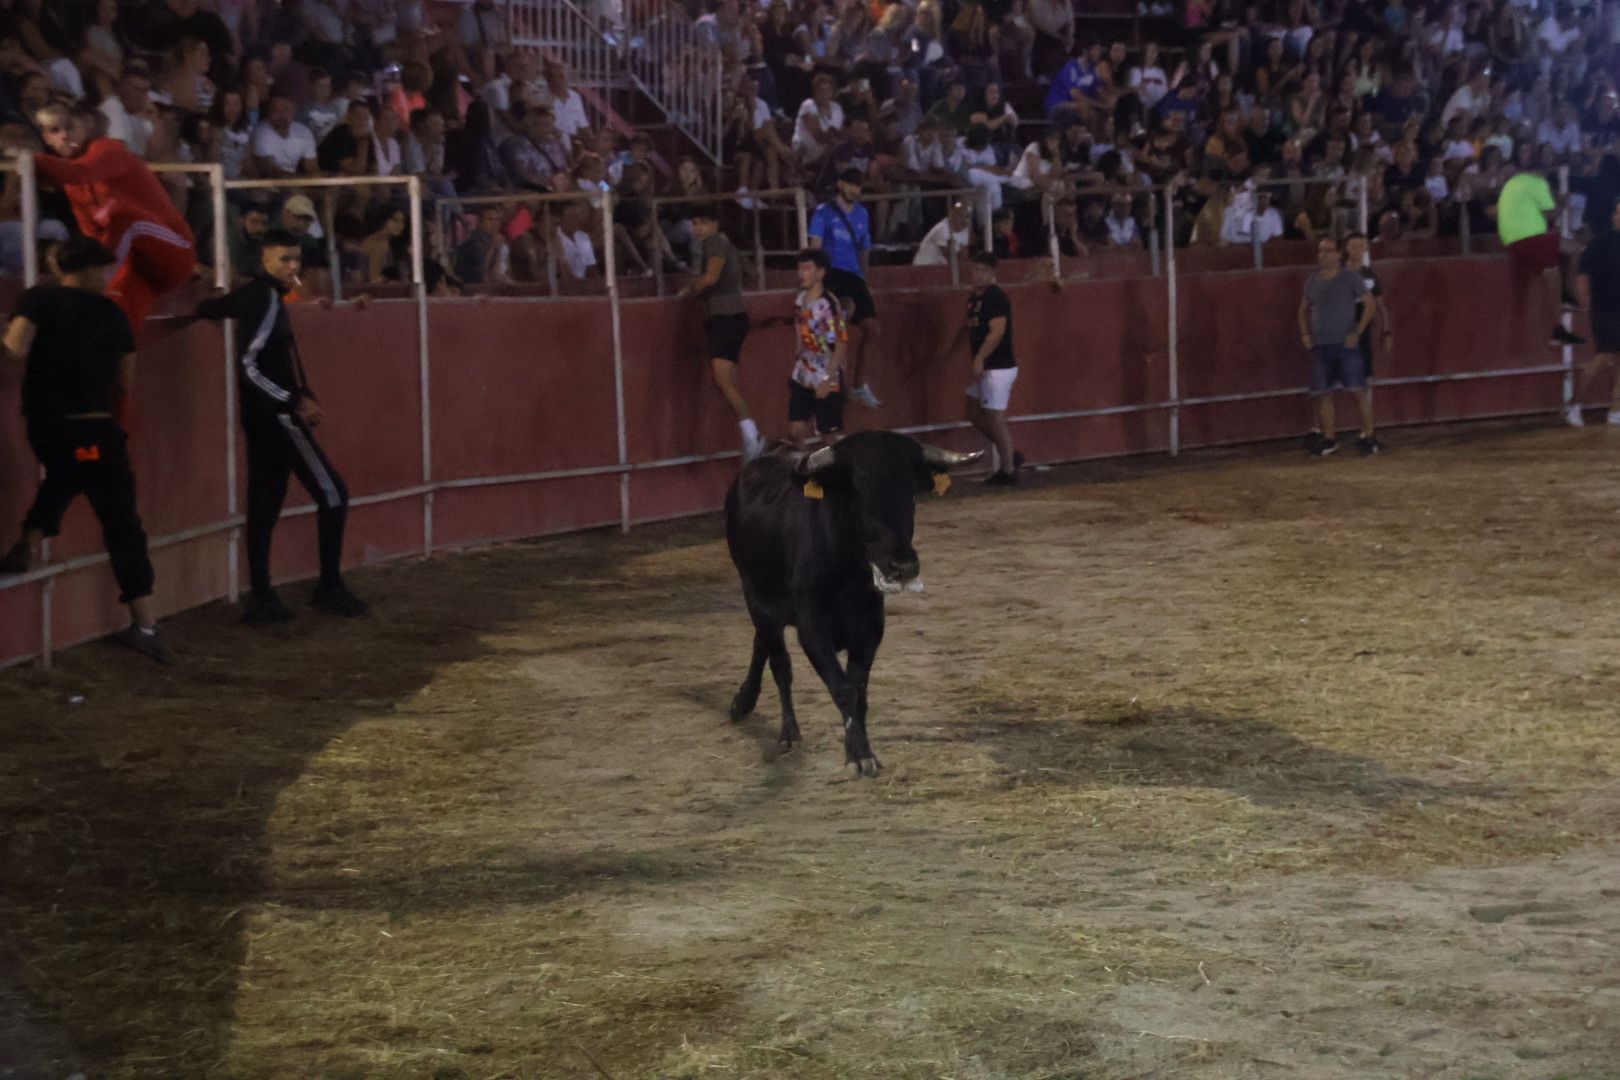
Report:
1497,170,1584,346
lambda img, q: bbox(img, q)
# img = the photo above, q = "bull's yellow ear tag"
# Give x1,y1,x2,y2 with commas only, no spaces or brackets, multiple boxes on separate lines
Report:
803,479,825,499
933,473,951,496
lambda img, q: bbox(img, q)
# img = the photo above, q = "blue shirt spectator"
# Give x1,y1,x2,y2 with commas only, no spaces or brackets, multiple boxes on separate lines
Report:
1045,51,1099,117
808,192,871,276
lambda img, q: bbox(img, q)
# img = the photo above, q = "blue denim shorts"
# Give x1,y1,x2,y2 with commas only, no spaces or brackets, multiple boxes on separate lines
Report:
1310,343,1368,393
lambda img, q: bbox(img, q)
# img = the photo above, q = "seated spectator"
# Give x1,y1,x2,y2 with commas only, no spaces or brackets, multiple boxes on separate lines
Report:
501,104,571,192
913,198,973,265
455,204,511,285
100,63,155,157
483,48,542,137
792,73,845,167
252,91,318,176
880,76,923,141
1106,192,1143,248
208,87,254,180
901,115,962,181
978,81,1020,161
157,36,215,116
300,69,347,144
615,162,681,273
228,201,270,282
403,107,452,193
318,100,374,175
1050,197,1085,256
1078,197,1110,246
372,105,403,177
554,199,597,280
544,61,590,142
1046,42,1104,122
990,206,1020,257
959,124,1014,224
1441,66,1492,128
1538,102,1582,159
445,100,511,195
358,205,407,282
457,0,511,72
385,62,432,129
1008,126,1065,195
928,76,976,138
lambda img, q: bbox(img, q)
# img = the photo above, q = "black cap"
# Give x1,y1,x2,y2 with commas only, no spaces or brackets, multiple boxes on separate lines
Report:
838,167,865,186
54,237,116,274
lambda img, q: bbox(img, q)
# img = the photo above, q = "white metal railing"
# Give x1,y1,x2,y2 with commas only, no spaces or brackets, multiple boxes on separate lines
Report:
0,161,1580,669
507,0,723,162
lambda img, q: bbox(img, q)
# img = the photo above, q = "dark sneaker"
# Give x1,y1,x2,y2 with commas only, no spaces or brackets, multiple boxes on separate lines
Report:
1357,435,1381,456
242,591,295,626
1012,451,1026,472
984,470,1019,487
1551,325,1586,346
114,625,177,665
1311,438,1339,457
311,582,370,618
1303,430,1324,454
0,540,29,575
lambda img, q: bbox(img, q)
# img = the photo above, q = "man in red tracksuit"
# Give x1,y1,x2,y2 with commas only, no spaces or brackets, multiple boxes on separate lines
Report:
33,99,196,336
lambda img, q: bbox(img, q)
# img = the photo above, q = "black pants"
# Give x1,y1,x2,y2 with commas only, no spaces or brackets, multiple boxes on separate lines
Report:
245,412,349,597
23,418,154,604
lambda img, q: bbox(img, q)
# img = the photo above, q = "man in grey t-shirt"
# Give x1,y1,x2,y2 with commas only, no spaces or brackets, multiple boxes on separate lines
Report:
1298,236,1378,457
677,205,765,460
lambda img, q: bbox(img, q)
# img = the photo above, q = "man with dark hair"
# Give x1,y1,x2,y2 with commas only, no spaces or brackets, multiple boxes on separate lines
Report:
1567,199,1620,425
677,205,765,460
193,228,367,624
808,168,881,407
1344,231,1391,425
0,238,174,663
1299,236,1378,457
954,251,1022,486
787,248,848,446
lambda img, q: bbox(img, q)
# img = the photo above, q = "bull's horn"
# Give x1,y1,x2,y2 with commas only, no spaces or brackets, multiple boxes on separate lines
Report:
798,445,839,475
921,445,986,468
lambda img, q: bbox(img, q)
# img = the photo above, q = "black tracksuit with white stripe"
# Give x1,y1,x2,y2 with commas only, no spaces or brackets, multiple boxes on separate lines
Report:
196,275,348,598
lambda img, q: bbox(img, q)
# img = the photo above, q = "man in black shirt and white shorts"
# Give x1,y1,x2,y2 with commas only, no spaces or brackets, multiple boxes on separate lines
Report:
954,252,1022,486
1567,199,1620,426
0,237,174,663
678,204,767,459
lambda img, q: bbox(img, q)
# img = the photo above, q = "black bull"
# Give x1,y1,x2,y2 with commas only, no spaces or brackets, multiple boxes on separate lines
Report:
723,431,981,777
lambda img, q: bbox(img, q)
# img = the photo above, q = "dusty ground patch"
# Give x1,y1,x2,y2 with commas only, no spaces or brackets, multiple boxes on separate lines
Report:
3,420,1619,1079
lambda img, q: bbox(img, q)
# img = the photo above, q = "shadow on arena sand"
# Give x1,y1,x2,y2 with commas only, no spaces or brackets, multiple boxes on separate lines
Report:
0,524,726,1080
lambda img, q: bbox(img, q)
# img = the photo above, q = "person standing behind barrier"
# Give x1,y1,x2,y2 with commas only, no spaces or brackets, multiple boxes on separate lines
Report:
677,205,767,461
28,99,197,339
1345,230,1392,416
954,251,1022,486
809,168,882,409
1497,168,1585,348
786,248,848,447
0,238,174,664
192,229,368,626
1299,236,1379,457
1567,199,1620,426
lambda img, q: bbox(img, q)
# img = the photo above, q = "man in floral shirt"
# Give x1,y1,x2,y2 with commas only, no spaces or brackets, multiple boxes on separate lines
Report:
788,248,849,447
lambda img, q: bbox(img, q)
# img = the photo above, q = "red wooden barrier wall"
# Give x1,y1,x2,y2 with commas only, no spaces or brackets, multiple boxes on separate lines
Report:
0,255,1568,666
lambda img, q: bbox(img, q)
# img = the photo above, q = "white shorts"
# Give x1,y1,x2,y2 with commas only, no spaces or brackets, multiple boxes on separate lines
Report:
966,367,1019,411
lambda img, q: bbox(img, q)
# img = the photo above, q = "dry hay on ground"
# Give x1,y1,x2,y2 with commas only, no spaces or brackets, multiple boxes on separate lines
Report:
3,420,1620,1080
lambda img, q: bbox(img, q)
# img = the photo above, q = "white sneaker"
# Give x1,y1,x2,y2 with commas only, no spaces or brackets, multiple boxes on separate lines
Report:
849,384,882,408
1607,411,1620,427
1565,405,1586,427
735,185,757,210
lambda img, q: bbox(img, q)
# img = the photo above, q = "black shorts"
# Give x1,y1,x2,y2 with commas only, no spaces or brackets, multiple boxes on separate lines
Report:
787,381,845,433
705,312,750,362
823,268,877,325
1594,308,1620,354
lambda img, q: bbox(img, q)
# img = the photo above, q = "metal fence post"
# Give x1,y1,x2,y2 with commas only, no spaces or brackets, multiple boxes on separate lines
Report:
1357,174,1369,237
1166,182,1180,458
1460,198,1472,254
410,177,433,555
604,192,631,532
206,165,240,601
1559,166,1574,413
1149,188,1161,277
1252,215,1263,269
20,155,48,665
752,198,766,289
1046,192,1060,283
795,187,809,249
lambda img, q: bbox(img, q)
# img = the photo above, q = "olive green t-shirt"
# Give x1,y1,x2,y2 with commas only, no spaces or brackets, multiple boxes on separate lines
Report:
700,232,746,316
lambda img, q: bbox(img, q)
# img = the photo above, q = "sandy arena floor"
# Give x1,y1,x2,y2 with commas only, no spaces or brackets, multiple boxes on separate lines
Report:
3,420,1619,1080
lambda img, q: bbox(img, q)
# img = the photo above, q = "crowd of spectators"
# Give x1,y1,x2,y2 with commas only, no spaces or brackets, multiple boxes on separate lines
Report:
2,0,1620,292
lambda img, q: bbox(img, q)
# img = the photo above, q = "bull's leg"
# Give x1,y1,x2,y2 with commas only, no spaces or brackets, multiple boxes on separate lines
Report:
764,630,800,746
730,625,771,723
796,622,877,777
842,647,881,777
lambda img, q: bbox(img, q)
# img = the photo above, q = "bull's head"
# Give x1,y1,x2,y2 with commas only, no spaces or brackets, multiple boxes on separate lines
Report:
797,432,983,594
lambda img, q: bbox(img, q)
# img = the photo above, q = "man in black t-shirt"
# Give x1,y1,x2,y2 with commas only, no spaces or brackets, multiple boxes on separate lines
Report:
953,252,1023,486
0,238,174,663
1568,199,1620,426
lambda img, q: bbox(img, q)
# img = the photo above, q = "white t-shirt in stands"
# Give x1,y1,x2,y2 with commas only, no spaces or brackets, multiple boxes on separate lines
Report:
557,227,597,279
251,121,318,173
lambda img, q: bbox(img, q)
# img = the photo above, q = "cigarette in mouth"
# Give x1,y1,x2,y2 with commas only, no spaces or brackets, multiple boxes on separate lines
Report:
293,275,303,287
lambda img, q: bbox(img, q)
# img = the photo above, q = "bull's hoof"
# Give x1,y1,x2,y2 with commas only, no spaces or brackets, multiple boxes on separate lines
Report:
848,756,883,778
728,696,753,723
